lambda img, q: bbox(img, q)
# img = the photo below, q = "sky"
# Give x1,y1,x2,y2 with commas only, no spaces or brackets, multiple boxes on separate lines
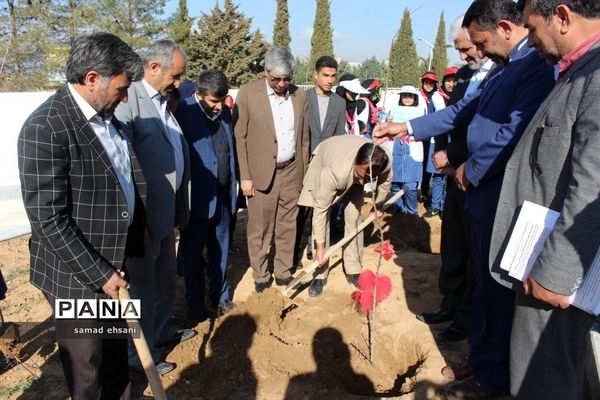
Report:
165,0,475,65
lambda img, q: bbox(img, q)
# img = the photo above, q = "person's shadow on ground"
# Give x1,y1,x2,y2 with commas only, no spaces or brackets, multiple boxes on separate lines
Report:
284,327,374,399
168,313,257,399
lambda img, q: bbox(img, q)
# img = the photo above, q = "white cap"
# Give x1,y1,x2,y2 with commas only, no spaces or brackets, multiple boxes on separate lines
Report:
398,85,420,96
339,78,371,95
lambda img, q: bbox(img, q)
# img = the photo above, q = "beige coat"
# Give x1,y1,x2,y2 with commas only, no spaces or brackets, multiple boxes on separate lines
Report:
298,135,391,243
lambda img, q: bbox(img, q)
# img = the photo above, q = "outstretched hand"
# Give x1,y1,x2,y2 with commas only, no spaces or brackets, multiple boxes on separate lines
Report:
372,122,409,144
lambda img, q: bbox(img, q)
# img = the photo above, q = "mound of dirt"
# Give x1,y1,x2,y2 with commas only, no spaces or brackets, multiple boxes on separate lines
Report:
0,207,467,400
163,288,426,399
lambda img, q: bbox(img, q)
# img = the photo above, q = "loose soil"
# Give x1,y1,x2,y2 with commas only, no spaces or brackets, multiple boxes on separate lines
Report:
0,206,469,399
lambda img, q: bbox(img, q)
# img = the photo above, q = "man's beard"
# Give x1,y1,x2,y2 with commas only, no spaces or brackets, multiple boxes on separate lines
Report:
89,87,115,118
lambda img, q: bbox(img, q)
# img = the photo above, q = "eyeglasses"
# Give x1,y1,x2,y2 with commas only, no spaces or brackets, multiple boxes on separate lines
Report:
267,71,293,84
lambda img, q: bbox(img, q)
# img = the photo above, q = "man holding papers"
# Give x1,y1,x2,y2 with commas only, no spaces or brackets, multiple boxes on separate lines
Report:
490,1,600,398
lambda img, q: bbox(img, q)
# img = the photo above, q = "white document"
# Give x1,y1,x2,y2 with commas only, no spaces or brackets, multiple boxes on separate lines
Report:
500,201,560,281
570,248,600,315
501,201,600,315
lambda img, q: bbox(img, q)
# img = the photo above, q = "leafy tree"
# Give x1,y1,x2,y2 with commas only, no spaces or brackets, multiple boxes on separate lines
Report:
94,0,165,50
293,57,310,85
355,56,385,82
336,58,355,80
53,1,98,47
168,0,193,54
187,0,267,87
0,0,56,90
431,11,449,80
309,0,333,74
272,0,290,48
388,8,420,87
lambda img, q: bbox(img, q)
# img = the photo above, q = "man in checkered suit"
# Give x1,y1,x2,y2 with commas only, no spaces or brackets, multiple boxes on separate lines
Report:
18,33,145,400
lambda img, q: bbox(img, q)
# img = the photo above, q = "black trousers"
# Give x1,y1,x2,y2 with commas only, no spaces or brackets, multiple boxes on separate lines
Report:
45,293,131,400
294,205,313,265
438,178,473,331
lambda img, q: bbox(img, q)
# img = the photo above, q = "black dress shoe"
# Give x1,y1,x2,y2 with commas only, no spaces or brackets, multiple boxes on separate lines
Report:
130,361,176,377
156,361,176,376
275,276,293,286
157,328,197,348
346,274,360,288
308,279,326,297
255,281,271,293
441,362,475,381
217,299,236,316
437,325,467,342
437,376,509,398
416,308,455,324
291,260,303,274
306,249,313,260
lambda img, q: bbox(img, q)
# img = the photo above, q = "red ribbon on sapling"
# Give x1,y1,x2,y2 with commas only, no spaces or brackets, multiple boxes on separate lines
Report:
351,270,392,315
373,239,395,260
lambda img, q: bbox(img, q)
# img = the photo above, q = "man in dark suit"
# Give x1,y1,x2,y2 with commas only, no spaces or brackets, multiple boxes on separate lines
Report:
293,55,345,271
18,32,145,400
234,47,309,293
174,69,238,321
416,15,493,343
115,40,195,375
491,1,600,398
375,1,555,397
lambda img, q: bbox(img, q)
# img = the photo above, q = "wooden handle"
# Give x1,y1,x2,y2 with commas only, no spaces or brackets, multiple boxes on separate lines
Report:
119,288,168,400
283,189,403,297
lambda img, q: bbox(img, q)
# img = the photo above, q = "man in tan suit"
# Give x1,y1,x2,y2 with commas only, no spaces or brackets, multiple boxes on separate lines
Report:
298,135,391,297
235,47,309,292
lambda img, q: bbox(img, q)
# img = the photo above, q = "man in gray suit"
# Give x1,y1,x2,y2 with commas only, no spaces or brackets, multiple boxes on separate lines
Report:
293,55,346,271
115,40,195,375
490,1,600,398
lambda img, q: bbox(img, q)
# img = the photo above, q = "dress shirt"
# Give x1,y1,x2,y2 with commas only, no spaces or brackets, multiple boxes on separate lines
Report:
141,79,184,191
464,59,495,97
266,80,295,163
316,93,331,130
557,31,600,80
67,83,135,225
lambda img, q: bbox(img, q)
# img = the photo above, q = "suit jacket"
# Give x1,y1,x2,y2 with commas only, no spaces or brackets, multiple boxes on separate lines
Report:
234,78,309,191
18,85,146,300
115,80,190,238
175,96,238,219
490,42,600,293
433,64,476,166
306,88,346,152
410,39,555,223
297,135,391,244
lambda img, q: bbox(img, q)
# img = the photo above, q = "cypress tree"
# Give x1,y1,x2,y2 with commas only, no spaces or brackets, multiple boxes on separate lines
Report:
388,8,420,87
431,11,449,80
273,0,291,48
169,0,193,54
187,0,267,87
309,0,333,73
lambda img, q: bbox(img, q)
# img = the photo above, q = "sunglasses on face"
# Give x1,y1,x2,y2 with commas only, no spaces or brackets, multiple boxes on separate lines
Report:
267,71,293,84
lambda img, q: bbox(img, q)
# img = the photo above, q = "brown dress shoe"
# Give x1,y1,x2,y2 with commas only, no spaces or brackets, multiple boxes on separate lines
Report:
441,362,475,381
437,377,509,399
